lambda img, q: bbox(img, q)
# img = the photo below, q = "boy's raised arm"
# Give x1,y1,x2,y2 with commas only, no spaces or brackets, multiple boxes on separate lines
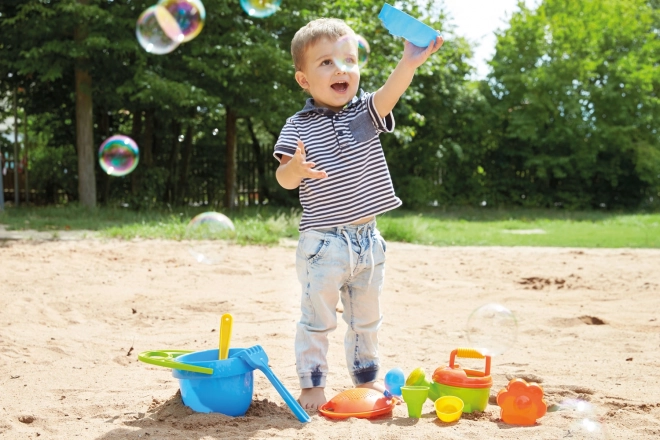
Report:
373,37,444,119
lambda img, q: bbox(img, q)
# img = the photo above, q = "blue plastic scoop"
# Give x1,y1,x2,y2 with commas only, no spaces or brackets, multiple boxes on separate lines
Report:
235,345,311,423
378,3,441,48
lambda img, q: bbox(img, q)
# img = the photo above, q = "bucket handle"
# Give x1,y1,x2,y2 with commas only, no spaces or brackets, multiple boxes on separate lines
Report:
138,350,214,375
449,348,491,376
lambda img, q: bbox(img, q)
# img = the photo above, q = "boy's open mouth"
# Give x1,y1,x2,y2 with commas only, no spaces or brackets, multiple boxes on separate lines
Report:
331,81,349,92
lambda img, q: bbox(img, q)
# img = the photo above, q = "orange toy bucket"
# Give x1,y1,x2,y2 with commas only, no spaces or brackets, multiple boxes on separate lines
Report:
432,348,492,413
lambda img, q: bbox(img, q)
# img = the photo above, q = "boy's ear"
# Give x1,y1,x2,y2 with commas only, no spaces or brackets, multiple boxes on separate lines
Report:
295,71,310,90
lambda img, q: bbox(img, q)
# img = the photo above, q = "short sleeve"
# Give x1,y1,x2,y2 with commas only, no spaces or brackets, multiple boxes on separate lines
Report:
273,119,300,162
365,92,395,134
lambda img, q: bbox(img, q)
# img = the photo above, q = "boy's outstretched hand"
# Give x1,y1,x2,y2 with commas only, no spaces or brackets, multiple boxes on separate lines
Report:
290,140,328,180
402,36,444,70
373,35,444,118
276,140,328,189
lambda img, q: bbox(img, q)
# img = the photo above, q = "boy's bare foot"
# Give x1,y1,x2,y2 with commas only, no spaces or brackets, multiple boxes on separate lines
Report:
357,381,386,394
297,387,327,410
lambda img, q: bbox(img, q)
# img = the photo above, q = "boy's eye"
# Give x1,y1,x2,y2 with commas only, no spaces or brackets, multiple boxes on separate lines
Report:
321,59,332,66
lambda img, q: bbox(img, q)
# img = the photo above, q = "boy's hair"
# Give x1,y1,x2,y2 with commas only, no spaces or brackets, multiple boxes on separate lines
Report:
291,18,354,71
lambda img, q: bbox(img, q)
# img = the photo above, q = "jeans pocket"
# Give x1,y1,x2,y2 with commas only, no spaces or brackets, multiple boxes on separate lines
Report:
301,231,330,262
376,235,387,253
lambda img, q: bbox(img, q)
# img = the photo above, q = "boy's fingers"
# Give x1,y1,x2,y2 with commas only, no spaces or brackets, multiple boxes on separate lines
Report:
307,170,327,179
294,140,325,178
433,36,444,52
425,37,442,55
304,162,327,178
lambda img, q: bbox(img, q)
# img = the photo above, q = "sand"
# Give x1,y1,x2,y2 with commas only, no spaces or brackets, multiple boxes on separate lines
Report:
1,234,659,439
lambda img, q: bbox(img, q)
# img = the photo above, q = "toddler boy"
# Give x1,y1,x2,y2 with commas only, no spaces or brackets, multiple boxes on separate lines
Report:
274,18,442,409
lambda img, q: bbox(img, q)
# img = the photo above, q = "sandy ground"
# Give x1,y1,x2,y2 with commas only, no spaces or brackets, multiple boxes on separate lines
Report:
1,234,660,439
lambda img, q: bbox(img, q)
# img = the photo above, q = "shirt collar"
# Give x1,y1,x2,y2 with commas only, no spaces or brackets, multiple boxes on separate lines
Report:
295,89,365,117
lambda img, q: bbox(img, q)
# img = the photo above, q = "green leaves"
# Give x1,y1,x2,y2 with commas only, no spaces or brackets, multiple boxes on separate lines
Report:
486,0,660,209
0,0,657,210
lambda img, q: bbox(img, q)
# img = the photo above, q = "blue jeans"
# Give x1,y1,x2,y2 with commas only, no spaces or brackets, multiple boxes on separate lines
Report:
295,219,387,389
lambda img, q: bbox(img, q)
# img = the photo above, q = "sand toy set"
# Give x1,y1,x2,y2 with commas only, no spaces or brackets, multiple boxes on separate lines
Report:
138,314,310,423
139,3,548,428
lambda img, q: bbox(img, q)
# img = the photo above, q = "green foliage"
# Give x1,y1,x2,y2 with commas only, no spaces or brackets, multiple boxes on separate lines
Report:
27,133,78,203
485,0,660,209
0,0,658,212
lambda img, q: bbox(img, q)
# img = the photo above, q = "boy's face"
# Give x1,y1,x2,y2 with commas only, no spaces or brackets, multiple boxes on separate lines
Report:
295,36,360,112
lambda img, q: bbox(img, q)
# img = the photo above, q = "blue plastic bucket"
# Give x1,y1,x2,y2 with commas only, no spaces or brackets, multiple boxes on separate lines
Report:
172,348,254,416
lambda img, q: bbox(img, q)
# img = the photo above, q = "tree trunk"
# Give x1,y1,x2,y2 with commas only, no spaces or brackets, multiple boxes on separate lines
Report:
74,0,96,208
177,124,194,204
224,108,237,210
24,107,29,204
143,109,155,167
0,135,4,210
13,87,19,206
246,118,270,204
167,120,181,204
130,110,143,195
153,112,163,162
99,110,110,204
75,68,96,207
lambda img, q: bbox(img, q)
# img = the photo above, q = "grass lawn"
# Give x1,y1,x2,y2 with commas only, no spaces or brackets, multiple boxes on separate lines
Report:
377,208,660,248
0,205,658,248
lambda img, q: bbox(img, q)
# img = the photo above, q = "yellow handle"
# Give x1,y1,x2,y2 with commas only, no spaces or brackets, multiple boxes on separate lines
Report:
219,313,233,360
456,348,485,359
449,348,491,376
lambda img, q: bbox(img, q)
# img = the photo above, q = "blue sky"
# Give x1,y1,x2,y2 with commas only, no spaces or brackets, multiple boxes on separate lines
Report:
438,0,539,78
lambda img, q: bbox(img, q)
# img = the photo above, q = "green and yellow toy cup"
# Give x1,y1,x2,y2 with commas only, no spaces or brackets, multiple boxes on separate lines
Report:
400,385,429,418
406,367,441,402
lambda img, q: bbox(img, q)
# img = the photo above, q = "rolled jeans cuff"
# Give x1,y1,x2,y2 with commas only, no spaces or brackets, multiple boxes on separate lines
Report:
299,373,327,389
351,365,379,386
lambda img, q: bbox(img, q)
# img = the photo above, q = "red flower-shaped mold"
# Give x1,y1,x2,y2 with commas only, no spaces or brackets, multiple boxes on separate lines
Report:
496,378,547,426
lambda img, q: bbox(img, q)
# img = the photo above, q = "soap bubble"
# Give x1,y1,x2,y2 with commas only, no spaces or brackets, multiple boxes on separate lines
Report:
567,418,608,439
557,399,596,414
332,34,371,73
184,212,235,264
557,399,608,439
240,0,281,18
158,0,205,43
466,303,518,356
98,135,139,176
136,5,182,54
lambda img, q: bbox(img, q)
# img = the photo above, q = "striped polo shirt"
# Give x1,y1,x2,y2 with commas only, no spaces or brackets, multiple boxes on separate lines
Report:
274,91,402,232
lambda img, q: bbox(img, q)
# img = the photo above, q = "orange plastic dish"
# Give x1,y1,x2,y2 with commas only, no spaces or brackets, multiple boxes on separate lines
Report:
318,388,397,419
